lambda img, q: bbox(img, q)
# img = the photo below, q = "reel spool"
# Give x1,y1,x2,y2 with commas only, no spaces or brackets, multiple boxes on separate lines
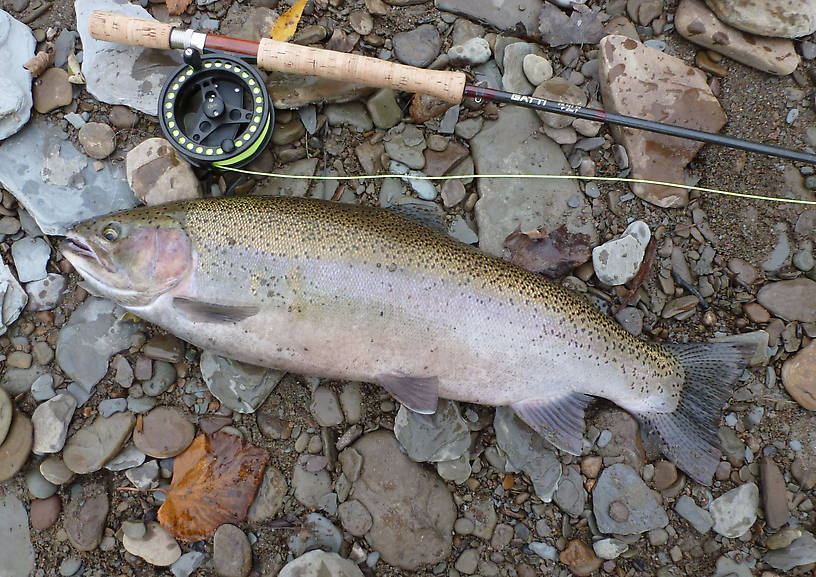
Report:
158,49,273,169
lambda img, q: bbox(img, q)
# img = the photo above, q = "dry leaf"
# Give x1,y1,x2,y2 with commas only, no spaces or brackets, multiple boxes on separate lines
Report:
269,0,309,42
158,432,270,542
167,0,193,17
539,3,605,47
23,44,55,78
504,224,591,279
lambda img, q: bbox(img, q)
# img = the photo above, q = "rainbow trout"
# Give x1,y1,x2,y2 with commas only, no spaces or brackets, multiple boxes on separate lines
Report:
61,196,750,485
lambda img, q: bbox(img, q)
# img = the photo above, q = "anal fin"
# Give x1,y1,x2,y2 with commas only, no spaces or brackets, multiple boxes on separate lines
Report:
377,374,439,414
173,297,259,323
512,392,594,455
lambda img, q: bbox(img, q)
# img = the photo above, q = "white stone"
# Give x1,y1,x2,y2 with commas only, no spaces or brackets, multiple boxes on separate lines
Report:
122,521,181,566
278,550,364,577
592,220,651,286
32,393,77,454
593,537,628,559
704,0,816,38
447,37,492,66
710,482,759,538
522,54,553,86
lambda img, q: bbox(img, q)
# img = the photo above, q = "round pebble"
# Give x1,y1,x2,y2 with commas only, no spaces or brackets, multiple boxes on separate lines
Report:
25,467,58,498
0,411,33,482
30,495,61,530
122,521,181,566
522,53,553,86
142,361,176,396
59,557,82,577
77,122,116,160
213,524,252,577
338,499,373,536
0,386,11,446
132,406,195,458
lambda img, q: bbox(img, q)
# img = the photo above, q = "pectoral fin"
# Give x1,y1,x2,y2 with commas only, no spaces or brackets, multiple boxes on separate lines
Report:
512,392,594,455
377,374,439,414
173,297,259,323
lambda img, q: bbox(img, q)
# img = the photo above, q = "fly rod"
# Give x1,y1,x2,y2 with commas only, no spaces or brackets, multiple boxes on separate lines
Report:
88,11,816,165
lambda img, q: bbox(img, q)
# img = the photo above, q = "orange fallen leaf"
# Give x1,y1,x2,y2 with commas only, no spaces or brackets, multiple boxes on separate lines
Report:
167,0,193,16
269,0,308,42
158,432,270,542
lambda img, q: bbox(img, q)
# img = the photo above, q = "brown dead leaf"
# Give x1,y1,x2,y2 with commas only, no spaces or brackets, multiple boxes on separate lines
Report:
167,0,193,17
269,0,308,42
504,225,591,279
158,432,270,542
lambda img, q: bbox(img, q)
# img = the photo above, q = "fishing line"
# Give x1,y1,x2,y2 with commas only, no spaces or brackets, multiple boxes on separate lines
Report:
220,165,816,206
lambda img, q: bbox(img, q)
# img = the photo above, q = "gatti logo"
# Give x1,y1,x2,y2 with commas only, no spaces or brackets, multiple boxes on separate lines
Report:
510,93,548,107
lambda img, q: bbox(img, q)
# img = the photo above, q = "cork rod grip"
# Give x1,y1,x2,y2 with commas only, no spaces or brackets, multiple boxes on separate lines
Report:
257,39,466,104
88,11,173,50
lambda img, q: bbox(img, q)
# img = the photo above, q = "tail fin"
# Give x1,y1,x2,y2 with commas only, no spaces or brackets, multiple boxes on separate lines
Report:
633,341,753,486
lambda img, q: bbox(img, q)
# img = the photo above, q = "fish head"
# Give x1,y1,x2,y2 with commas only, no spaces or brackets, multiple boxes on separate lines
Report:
60,206,193,307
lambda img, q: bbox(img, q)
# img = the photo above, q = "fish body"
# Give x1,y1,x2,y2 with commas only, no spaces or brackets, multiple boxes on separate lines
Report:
61,196,750,484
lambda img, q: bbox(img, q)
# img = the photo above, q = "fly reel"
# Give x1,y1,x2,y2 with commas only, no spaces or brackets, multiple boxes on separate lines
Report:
158,49,273,168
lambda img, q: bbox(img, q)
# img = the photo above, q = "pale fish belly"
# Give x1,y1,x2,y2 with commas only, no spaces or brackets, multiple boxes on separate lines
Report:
131,249,673,412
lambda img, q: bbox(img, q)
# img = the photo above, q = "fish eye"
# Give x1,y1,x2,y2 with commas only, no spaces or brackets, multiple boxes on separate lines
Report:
102,223,121,242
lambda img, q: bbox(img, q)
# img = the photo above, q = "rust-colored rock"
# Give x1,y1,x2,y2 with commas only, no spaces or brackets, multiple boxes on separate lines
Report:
781,340,816,410
560,539,602,576
598,35,726,207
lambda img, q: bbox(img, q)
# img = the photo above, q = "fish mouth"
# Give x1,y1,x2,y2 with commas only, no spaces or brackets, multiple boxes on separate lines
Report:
60,234,116,274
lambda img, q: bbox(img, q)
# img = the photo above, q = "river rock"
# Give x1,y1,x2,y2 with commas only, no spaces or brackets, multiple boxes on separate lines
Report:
393,24,440,68
278,551,364,577
676,0,800,75
502,43,544,95
592,220,651,285
434,0,543,35
124,137,201,205
674,495,713,533
350,431,455,570
0,387,11,446
0,119,137,235
63,412,136,474
703,0,816,38
200,351,285,413
471,106,595,257
765,532,816,571
32,393,77,454
757,278,816,322
0,10,35,141
0,494,35,577
593,464,668,535
213,524,251,577
247,465,287,523
448,37,492,66
57,297,141,392
65,484,109,551
123,521,182,566
0,262,27,336
709,482,758,538
30,495,61,530
554,465,587,517
393,399,471,463
287,513,342,556
599,35,726,207
0,411,32,482
76,0,183,114
132,406,194,458
11,237,49,283
26,273,66,311
33,67,72,114
78,122,116,160
494,407,562,502
292,455,332,507
781,340,816,410
761,457,789,529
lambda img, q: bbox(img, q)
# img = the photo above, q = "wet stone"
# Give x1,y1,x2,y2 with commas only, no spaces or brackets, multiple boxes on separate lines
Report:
65,484,109,552
63,412,135,474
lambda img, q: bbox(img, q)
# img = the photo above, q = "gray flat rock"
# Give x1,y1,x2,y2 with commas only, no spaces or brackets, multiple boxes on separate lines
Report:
394,400,471,463
434,0,543,35
0,261,27,336
56,297,142,391
471,106,596,257
0,11,35,141
200,351,285,413
76,0,183,115
62,411,136,474
494,406,561,502
0,494,35,577
10,237,50,283
709,482,758,538
765,532,816,571
593,463,668,535
0,119,137,235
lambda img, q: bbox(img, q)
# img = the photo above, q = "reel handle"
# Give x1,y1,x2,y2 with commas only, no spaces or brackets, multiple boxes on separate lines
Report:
88,11,173,50
257,39,466,104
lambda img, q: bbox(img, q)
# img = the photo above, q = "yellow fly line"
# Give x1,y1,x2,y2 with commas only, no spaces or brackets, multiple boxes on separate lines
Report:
220,166,816,206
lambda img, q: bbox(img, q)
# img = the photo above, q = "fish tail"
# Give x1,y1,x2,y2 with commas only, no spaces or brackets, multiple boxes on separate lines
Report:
633,341,753,486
